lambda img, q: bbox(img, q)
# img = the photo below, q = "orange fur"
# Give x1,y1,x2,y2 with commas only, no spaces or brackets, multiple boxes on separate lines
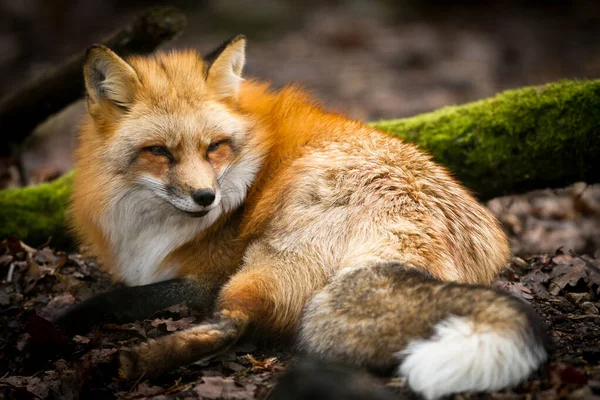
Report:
67,39,549,398
73,39,509,332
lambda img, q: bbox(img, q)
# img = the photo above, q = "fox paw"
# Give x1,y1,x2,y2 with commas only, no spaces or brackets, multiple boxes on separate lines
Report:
118,341,161,380
118,347,144,380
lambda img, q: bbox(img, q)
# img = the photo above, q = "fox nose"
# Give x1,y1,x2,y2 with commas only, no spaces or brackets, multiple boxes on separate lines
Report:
191,189,216,207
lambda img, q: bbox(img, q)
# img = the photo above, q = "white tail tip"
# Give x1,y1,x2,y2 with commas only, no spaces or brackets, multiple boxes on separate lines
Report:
397,316,548,400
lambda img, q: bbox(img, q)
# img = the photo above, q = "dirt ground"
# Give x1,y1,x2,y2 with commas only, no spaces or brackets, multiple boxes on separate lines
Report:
1,1,600,399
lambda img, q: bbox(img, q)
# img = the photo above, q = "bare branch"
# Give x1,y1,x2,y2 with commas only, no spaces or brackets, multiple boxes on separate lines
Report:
0,6,186,156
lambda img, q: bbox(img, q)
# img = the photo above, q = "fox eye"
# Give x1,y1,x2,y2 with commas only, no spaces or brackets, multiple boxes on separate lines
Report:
145,146,174,161
207,139,231,155
207,141,223,153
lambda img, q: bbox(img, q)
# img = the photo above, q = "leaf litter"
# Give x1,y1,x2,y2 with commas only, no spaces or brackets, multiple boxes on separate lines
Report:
1,185,600,399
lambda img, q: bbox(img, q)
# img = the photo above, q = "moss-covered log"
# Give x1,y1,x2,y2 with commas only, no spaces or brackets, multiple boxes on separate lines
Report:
372,79,600,200
0,171,73,248
1,79,600,246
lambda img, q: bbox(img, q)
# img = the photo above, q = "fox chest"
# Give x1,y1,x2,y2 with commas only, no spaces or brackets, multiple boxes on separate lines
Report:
111,224,186,286
103,200,221,286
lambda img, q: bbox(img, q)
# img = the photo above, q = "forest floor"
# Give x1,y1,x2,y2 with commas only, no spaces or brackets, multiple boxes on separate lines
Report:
0,184,599,400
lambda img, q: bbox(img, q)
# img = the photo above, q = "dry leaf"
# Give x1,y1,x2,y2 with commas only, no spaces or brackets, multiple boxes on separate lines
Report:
550,262,589,294
150,317,196,332
521,268,551,286
25,313,68,345
0,376,49,399
102,323,146,337
37,293,76,321
193,376,254,400
115,381,165,399
245,355,279,372
72,335,91,344
492,280,534,301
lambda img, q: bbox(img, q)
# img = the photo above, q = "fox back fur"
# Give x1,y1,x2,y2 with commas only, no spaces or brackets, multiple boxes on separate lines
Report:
70,35,550,399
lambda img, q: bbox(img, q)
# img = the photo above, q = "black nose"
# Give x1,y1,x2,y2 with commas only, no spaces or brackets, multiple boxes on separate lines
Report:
191,189,216,207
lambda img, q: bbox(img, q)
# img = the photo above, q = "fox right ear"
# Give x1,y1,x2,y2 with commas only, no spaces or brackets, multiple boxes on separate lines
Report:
83,45,140,109
204,35,246,101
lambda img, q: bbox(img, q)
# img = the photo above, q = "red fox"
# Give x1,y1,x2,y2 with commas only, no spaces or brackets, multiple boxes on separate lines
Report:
60,35,550,399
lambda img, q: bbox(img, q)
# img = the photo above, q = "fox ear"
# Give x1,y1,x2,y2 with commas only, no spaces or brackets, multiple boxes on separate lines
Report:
204,35,246,101
83,45,140,109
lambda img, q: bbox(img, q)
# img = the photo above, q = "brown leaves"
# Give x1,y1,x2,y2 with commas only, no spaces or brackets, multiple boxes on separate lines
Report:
1,239,284,398
245,355,281,373
0,239,115,397
0,368,81,400
150,316,196,332
488,184,600,256
492,280,534,301
501,250,600,301
0,375,51,399
25,313,68,346
1,235,599,399
116,380,194,399
550,262,588,295
193,376,255,400
548,362,591,396
37,293,76,321
548,252,600,295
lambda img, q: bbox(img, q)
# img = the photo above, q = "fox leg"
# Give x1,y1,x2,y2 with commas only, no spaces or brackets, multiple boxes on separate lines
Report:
117,267,287,379
118,244,325,379
118,308,245,379
299,262,551,400
56,277,219,335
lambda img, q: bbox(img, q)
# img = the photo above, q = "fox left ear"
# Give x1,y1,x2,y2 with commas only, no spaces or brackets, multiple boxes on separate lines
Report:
83,44,140,110
204,35,246,101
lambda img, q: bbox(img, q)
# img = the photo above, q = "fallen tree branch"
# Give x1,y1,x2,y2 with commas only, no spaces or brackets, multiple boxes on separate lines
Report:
1,79,599,246
0,6,186,156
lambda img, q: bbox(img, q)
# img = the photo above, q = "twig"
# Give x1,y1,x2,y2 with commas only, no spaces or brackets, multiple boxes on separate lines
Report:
6,262,15,283
567,314,600,320
128,369,147,393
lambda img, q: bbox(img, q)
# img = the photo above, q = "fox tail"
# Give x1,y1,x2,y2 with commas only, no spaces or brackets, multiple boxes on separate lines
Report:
298,262,551,400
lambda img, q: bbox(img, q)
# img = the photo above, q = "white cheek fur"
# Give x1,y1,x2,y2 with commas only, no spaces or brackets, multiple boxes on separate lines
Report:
218,149,264,215
97,148,264,286
99,185,214,286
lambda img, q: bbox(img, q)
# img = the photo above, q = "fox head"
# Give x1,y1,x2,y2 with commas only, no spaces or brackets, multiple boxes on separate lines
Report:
81,35,263,221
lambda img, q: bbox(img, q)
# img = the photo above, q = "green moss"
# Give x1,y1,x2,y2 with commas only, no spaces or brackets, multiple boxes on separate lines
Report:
371,79,600,200
2,79,600,245
0,171,74,247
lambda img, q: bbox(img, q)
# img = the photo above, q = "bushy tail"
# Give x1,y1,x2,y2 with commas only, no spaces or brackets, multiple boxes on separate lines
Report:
298,262,551,400
398,310,548,399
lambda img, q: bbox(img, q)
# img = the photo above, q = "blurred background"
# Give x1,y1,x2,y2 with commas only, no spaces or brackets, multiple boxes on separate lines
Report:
1,0,599,255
